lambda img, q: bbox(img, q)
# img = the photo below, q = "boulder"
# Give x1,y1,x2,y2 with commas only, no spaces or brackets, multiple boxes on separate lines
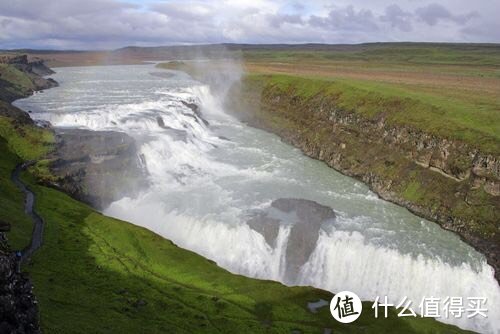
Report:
247,198,336,282
49,128,148,210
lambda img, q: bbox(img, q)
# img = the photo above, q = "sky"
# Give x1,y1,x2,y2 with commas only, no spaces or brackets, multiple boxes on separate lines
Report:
0,0,499,50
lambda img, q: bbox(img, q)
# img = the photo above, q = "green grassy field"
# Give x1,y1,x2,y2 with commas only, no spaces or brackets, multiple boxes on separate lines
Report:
0,60,473,333
240,44,500,154
244,73,500,154
243,43,500,67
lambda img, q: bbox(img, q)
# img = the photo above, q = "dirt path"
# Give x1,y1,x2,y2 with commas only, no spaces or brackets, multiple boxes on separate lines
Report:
11,162,44,263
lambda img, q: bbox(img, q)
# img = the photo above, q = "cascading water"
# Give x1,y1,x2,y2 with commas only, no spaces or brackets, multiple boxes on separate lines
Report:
14,64,500,333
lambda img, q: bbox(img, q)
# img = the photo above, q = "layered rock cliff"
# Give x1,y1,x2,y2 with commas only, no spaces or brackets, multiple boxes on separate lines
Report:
0,54,58,130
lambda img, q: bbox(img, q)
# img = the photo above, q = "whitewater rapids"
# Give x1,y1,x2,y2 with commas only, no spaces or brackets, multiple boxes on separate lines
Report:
14,64,500,333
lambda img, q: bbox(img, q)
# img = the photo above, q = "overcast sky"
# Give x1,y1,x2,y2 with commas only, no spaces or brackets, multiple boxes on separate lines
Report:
0,0,499,50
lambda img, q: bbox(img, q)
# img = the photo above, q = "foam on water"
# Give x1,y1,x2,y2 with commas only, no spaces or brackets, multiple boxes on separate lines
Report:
14,65,500,333
299,230,499,332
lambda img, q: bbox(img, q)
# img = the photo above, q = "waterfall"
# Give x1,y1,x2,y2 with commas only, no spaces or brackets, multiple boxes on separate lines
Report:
14,64,500,333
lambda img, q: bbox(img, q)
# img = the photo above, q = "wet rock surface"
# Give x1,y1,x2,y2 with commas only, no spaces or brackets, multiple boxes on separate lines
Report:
0,235,40,334
181,100,209,126
247,198,336,282
49,128,148,210
156,116,188,142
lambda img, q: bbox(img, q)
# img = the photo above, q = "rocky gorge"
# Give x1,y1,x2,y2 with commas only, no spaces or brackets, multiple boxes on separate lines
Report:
228,76,500,283
2,57,498,333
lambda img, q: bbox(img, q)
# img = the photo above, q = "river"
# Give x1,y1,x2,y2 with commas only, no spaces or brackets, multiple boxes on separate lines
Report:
14,64,500,333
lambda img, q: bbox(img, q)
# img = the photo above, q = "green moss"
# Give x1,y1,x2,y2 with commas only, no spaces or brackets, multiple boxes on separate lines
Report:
0,138,33,249
243,43,500,69
0,63,35,91
0,116,54,249
402,180,424,202
0,116,54,160
0,52,478,333
28,159,59,183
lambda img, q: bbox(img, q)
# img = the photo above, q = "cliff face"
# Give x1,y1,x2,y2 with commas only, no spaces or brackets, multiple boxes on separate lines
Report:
0,54,58,130
49,128,148,210
0,54,58,105
228,77,500,282
1,54,55,77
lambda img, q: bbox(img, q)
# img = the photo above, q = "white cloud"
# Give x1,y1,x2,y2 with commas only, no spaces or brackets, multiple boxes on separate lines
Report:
0,0,498,49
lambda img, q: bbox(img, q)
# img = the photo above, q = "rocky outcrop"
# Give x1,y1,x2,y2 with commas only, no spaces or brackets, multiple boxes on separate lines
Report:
0,54,58,126
230,78,500,283
0,54,58,104
1,55,54,77
0,234,40,334
180,101,210,126
247,198,335,283
156,116,188,142
0,102,34,125
48,128,148,210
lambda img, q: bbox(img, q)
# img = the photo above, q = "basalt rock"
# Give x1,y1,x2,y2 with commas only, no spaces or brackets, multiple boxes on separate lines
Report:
0,235,40,334
156,116,188,142
0,55,58,124
181,100,209,126
0,55,58,101
247,198,335,283
49,128,148,210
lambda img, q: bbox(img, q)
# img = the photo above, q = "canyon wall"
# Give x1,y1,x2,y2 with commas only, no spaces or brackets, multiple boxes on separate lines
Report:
228,76,500,282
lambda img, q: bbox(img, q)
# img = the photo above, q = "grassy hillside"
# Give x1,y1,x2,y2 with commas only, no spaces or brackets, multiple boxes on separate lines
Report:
0,60,473,333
